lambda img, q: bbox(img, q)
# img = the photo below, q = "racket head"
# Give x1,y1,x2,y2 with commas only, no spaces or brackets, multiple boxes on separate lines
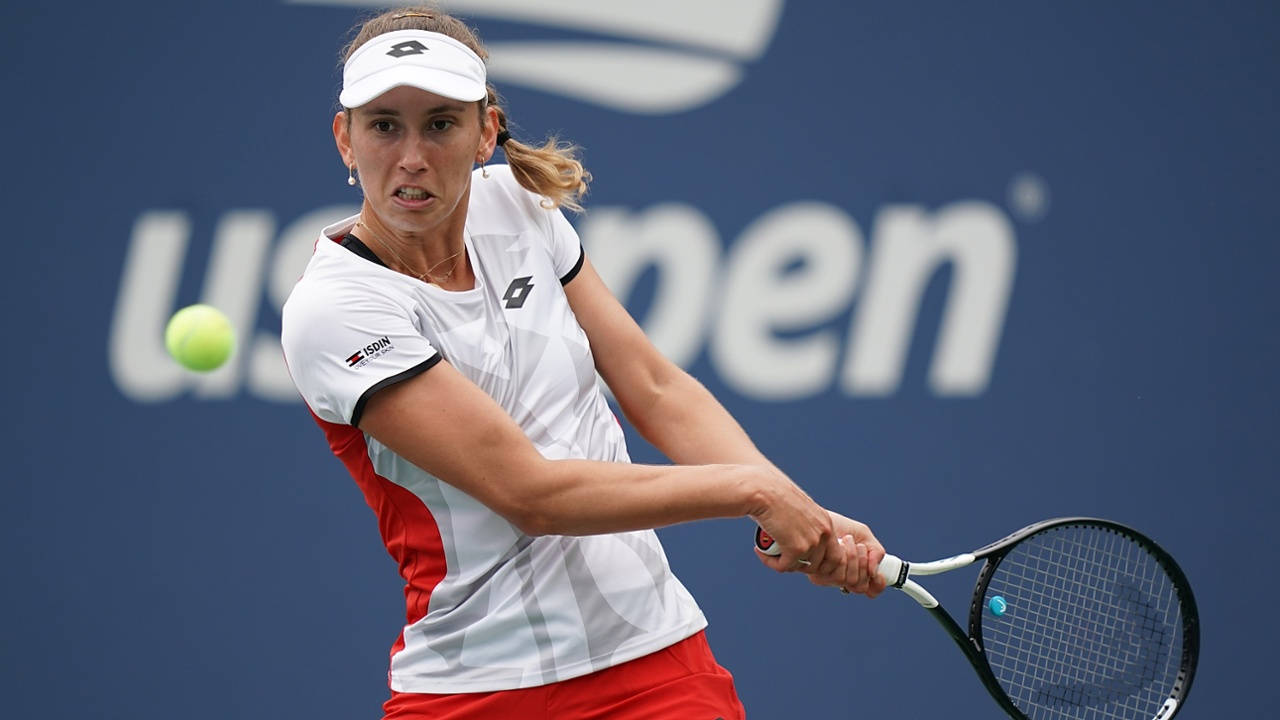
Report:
968,518,1199,719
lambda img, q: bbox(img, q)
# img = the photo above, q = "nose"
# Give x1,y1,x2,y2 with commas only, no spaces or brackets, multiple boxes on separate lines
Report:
398,137,430,174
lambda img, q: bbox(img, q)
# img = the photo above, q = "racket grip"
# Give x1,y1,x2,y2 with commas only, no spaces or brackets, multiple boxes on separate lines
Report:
756,526,907,586
877,554,909,588
754,526,869,557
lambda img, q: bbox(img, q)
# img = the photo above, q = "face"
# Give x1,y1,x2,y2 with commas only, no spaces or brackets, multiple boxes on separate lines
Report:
334,85,497,236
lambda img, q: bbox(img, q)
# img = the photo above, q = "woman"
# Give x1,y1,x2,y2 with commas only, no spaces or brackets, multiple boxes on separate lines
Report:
281,7,886,719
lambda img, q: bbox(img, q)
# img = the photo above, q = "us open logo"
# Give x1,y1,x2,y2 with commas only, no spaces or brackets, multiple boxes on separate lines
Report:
285,0,784,114
110,1,1028,405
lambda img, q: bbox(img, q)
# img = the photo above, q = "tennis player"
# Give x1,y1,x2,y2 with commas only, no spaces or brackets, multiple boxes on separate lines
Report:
281,6,886,719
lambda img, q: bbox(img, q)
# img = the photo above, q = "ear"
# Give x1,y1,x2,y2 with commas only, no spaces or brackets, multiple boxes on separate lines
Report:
333,110,354,169
477,104,500,163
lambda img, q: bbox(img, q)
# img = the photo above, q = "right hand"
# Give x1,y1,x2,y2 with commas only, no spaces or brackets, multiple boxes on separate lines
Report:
748,471,844,578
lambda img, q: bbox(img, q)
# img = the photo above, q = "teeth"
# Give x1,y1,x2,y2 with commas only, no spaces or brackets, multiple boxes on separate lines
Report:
397,188,428,199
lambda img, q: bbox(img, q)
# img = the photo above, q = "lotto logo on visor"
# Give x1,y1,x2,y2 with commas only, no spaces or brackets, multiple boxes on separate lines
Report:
386,40,427,58
340,29,487,108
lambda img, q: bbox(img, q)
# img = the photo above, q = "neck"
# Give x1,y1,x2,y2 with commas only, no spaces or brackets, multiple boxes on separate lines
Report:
355,209,470,286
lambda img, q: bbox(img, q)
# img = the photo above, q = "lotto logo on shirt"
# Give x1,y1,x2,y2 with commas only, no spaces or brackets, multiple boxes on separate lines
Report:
346,336,393,368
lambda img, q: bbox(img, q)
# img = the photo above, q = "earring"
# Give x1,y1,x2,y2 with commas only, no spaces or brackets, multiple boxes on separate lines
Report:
479,157,490,179
347,165,357,186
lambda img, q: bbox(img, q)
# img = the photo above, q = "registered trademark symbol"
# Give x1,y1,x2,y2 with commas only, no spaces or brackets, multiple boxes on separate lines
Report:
1007,172,1050,222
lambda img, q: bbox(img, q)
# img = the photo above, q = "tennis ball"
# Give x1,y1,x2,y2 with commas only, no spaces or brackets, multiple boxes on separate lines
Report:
165,304,235,372
989,595,1008,617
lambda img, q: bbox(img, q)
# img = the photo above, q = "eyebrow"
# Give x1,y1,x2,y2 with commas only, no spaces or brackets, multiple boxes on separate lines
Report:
360,102,468,117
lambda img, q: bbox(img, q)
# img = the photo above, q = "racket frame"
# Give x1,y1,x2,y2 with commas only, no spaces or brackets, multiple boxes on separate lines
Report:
883,517,1200,720
754,517,1200,719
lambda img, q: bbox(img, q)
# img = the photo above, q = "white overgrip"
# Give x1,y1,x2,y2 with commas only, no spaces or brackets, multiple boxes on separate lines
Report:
877,554,906,586
877,553,941,608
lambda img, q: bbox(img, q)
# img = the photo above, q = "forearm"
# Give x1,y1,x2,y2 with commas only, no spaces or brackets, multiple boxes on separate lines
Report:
360,359,778,538
621,369,777,470
517,459,769,536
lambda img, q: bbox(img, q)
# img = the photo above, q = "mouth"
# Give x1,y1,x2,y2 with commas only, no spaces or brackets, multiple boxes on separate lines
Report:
393,186,433,204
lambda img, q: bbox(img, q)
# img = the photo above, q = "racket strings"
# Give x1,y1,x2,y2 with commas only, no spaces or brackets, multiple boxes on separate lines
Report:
980,526,1184,720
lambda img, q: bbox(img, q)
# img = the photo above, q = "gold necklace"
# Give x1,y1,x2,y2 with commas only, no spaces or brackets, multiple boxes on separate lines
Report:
355,221,464,284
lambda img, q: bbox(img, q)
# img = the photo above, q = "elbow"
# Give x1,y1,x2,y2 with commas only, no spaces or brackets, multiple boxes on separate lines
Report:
614,379,675,440
615,367,686,440
491,489,542,535
489,462,566,537
508,508,557,537
488,493,553,537
506,503,578,537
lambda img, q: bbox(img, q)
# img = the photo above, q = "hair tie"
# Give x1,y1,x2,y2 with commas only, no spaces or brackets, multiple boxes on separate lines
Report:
496,130,511,147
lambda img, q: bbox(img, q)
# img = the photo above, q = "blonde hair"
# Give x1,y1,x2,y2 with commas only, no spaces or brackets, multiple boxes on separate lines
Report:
340,5,591,212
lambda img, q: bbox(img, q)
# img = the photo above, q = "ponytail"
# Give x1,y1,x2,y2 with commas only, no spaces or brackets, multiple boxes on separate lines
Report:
488,91,591,212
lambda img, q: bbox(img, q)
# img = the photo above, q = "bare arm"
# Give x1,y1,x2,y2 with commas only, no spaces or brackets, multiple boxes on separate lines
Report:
564,259,773,470
357,354,814,540
358,256,876,592
565,257,871,582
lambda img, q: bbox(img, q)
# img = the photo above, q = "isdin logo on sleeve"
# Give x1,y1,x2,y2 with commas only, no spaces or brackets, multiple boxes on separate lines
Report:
286,0,785,114
346,336,394,368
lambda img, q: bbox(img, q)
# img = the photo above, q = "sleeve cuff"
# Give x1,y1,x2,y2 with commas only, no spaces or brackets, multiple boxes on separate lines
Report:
350,353,443,427
560,245,585,285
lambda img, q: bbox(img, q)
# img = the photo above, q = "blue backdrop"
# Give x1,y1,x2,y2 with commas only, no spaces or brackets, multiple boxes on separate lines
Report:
4,1,1276,717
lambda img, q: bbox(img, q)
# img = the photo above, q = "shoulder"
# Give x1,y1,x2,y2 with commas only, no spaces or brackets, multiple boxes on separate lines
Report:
285,240,360,315
467,164,558,235
282,239,406,346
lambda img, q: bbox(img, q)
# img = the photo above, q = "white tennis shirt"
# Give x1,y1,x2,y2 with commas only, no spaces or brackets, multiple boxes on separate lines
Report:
281,165,706,693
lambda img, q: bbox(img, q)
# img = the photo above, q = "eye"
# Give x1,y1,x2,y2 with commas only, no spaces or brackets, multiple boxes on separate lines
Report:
429,118,455,132
371,119,395,134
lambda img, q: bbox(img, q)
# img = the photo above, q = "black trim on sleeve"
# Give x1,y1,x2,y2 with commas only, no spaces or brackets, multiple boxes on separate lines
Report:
350,353,443,427
560,245,585,286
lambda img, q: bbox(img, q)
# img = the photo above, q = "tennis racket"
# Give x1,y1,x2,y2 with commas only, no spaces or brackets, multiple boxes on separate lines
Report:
754,517,1199,720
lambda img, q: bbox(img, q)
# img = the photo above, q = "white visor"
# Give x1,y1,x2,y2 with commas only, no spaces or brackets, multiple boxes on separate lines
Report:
339,29,487,108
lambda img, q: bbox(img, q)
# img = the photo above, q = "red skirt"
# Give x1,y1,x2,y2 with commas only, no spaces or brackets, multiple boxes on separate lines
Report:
382,630,746,720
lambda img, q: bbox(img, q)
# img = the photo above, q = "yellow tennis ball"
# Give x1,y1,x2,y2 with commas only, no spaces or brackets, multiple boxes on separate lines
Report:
165,304,235,372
